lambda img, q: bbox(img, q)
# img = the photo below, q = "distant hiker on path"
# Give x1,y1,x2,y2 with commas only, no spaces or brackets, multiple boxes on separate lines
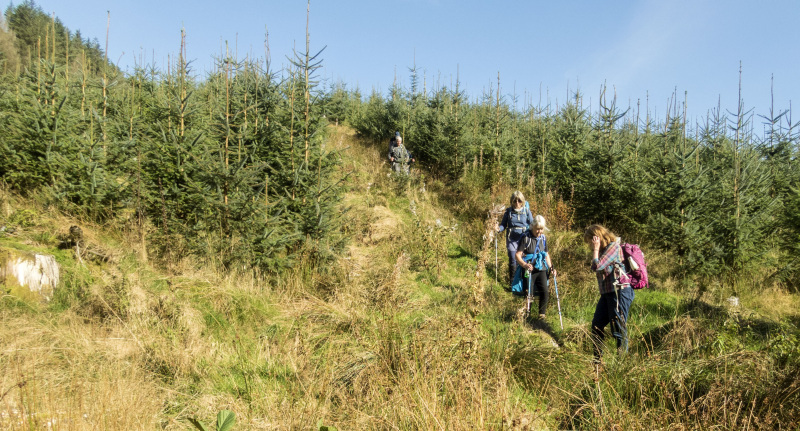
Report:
388,134,414,174
515,215,556,318
388,131,400,155
585,224,634,363
496,191,534,285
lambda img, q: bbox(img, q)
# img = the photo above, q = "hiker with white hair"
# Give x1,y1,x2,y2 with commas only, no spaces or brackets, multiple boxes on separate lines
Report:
514,215,556,318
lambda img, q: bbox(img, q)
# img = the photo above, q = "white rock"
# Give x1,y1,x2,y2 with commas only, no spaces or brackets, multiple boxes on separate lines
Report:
1,248,60,301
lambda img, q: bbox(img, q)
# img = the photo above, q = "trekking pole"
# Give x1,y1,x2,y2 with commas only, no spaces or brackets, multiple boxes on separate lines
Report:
525,266,532,317
494,234,498,287
553,272,564,330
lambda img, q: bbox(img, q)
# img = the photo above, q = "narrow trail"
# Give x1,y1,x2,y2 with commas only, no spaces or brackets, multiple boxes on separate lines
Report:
328,125,563,348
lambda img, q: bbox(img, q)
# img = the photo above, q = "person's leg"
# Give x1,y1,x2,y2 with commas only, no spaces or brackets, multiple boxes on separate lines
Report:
591,294,612,360
610,287,635,353
532,271,549,316
506,234,519,284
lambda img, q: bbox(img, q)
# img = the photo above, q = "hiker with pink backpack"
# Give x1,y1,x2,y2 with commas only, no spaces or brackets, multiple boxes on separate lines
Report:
584,224,648,363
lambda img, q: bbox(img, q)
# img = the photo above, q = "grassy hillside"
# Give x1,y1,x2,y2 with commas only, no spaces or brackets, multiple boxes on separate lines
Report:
1,126,799,430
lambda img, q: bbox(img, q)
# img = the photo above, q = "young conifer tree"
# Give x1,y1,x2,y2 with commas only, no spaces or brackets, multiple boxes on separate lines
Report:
546,92,592,207
702,73,777,288
283,2,347,265
646,111,714,278
575,85,629,227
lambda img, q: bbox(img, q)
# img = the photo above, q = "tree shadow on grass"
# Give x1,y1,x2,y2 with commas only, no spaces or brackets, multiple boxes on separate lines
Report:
639,298,788,353
448,245,475,260
787,314,800,329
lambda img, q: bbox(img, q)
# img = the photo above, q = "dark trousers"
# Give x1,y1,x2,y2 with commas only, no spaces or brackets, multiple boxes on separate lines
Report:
591,286,634,359
527,270,549,315
505,230,525,283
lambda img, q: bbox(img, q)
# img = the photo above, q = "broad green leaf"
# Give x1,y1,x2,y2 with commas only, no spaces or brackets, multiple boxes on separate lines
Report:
216,410,236,431
187,417,209,431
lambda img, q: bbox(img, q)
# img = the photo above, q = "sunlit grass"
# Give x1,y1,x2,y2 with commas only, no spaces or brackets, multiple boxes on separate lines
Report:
0,125,798,429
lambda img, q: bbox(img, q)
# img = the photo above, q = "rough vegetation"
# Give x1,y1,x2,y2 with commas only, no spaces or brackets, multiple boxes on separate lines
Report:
2,127,800,430
1,2,799,430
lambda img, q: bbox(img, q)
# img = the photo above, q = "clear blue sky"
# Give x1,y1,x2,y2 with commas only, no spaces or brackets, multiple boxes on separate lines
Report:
19,0,800,125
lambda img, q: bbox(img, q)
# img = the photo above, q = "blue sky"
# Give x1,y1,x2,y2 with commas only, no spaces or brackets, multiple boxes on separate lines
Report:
18,0,800,125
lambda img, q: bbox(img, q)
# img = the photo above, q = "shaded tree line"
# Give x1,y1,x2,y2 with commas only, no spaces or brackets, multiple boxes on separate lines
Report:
2,1,111,76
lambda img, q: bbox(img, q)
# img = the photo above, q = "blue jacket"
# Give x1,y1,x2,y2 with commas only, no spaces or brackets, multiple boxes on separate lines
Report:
498,206,533,236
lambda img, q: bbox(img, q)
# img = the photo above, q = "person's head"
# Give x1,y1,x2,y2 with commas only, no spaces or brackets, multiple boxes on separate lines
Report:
583,224,616,250
510,191,525,209
396,136,403,144
530,214,549,237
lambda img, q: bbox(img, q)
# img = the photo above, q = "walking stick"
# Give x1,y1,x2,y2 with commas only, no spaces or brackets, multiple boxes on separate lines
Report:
494,234,498,287
553,272,564,330
526,267,533,316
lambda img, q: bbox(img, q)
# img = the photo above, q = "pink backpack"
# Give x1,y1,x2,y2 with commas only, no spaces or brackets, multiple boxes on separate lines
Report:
621,243,649,289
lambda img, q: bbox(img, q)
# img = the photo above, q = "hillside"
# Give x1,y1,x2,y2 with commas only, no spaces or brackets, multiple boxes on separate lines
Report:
1,125,800,430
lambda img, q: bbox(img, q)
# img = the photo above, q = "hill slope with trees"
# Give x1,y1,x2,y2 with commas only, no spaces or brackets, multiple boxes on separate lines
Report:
0,3,799,429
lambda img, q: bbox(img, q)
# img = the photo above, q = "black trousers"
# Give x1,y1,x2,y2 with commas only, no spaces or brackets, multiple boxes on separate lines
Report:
526,270,549,315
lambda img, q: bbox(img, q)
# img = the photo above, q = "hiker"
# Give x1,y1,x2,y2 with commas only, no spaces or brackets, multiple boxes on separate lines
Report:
388,131,400,155
388,135,414,174
584,224,634,362
496,191,534,284
515,215,556,318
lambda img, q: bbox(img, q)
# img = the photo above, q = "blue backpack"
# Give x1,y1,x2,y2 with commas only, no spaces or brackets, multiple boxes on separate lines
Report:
510,234,548,295
504,201,533,232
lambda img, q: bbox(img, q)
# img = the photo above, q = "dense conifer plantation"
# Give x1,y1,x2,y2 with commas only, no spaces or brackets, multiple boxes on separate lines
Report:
2,1,798,289
350,75,799,289
0,1,346,271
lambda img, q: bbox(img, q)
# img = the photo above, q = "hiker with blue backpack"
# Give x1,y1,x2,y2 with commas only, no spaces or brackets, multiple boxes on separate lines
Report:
513,215,556,319
496,191,534,285
584,224,635,362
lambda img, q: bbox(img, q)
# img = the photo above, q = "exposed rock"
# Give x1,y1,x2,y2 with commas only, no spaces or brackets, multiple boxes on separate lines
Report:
0,247,60,302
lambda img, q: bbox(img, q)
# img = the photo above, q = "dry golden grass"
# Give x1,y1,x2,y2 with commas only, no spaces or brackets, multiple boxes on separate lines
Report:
0,314,163,430
747,285,800,319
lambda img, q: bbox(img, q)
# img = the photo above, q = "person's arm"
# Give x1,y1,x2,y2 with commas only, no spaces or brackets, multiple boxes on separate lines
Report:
497,209,509,232
515,249,534,272
590,239,620,273
545,251,556,277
